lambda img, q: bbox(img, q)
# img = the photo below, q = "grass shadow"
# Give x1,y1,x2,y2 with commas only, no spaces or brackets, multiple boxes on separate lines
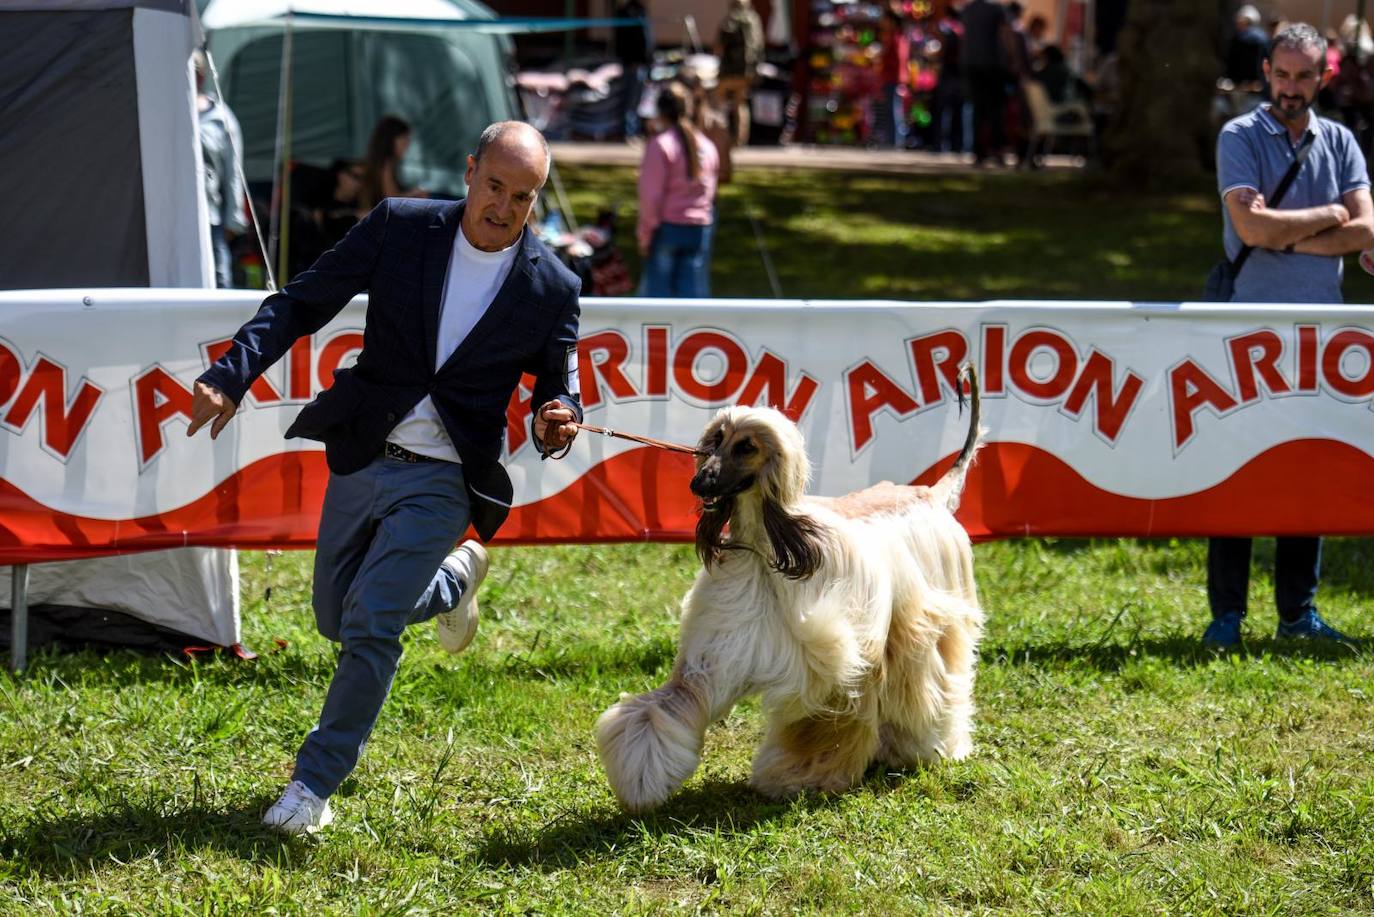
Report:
474,777,831,871
983,633,1365,673
4,641,338,691
0,793,309,880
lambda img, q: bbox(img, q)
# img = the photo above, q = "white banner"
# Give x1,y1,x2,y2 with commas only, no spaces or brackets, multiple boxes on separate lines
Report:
1,290,1372,561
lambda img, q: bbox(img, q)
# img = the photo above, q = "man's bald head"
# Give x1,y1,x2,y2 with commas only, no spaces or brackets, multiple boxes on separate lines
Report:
474,121,551,183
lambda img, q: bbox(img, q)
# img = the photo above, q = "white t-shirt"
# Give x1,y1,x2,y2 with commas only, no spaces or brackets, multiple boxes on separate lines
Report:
386,224,521,461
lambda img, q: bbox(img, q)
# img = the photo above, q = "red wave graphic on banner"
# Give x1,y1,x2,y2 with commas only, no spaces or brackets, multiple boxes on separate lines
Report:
917,439,1374,540
1,440,1372,563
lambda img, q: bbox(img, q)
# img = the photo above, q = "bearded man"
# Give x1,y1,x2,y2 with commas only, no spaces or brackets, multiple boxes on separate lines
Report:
1204,24,1373,649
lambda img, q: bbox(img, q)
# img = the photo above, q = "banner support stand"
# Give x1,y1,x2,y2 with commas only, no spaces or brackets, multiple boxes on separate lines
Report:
9,564,28,673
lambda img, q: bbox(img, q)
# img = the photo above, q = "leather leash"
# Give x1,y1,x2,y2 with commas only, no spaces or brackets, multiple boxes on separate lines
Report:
572,421,706,456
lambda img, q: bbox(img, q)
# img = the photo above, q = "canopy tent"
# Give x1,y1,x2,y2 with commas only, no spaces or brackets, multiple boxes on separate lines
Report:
0,0,240,669
200,0,643,279
202,0,523,199
201,0,641,189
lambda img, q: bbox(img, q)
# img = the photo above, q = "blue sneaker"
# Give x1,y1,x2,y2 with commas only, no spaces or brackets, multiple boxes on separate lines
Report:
1275,609,1353,644
1202,611,1243,649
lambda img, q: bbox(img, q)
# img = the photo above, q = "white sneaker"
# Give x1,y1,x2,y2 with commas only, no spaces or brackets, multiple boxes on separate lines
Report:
262,780,333,835
436,540,488,654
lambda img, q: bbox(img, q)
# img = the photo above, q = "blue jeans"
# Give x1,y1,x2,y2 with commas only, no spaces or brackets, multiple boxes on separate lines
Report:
210,224,233,289
293,454,472,798
622,65,647,138
698,205,717,297
642,222,710,298
883,83,908,148
1207,536,1321,623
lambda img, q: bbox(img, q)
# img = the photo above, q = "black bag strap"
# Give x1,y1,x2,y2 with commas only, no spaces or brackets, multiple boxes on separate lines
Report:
1231,129,1317,275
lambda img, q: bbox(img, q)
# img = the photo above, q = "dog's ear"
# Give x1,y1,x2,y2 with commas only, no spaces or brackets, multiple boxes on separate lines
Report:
761,498,826,580
756,415,810,509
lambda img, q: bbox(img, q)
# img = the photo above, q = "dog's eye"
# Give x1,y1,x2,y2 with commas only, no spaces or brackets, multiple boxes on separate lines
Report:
733,440,757,457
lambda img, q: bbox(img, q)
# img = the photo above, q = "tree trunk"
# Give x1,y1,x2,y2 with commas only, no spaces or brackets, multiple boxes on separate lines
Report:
1107,0,1225,186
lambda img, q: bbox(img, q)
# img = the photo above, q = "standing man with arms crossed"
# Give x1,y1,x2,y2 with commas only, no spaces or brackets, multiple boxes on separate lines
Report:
187,122,582,833
1204,24,1372,649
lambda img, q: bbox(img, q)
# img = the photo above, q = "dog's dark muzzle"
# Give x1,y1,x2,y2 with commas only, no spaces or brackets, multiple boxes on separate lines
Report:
690,460,756,509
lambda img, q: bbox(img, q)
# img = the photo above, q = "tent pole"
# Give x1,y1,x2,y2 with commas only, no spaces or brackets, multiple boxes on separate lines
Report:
277,15,296,286
268,15,295,285
9,565,28,673
548,162,580,233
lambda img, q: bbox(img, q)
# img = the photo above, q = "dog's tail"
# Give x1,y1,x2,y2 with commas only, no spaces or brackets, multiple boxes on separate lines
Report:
931,362,984,513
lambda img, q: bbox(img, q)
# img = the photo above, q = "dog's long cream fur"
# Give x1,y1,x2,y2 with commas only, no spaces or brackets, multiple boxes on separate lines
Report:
596,369,985,812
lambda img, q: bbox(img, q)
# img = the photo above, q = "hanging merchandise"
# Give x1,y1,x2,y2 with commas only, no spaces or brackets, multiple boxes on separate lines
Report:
802,1,938,146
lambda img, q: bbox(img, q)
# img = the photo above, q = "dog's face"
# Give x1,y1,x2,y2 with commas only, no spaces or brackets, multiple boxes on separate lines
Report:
690,411,773,510
691,406,823,579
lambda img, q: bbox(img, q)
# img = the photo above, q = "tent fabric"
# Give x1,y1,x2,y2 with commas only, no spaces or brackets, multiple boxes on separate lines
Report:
0,0,240,652
206,0,518,195
0,9,150,289
203,0,494,29
0,1,186,11
134,4,217,289
0,549,241,647
215,12,645,33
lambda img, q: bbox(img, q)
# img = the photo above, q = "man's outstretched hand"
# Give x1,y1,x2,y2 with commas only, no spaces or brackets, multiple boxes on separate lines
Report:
534,400,578,453
187,381,238,439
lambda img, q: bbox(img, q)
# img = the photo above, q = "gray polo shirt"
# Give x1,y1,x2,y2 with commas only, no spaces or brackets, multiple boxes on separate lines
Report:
1217,104,1369,303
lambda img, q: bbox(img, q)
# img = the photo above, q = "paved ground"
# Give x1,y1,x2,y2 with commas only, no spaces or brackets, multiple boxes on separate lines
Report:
550,140,1085,174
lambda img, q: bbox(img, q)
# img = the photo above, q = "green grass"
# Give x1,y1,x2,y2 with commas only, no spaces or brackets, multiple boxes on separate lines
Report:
4,168,1374,913
559,164,1374,304
3,541,1372,913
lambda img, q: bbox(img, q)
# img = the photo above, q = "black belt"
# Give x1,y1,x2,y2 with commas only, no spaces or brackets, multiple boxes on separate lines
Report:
383,442,440,463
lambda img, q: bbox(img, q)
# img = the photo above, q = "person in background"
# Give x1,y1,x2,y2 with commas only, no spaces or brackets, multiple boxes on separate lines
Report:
878,8,910,149
1003,1,1034,168
1025,14,1049,63
614,0,651,138
1034,44,1091,106
1222,4,1270,117
193,51,248,289
313,159,365,250
962,0,1009,166
359,115,428,211
1332,15,1374,155
715,0,764,147
932,1,968,154
637,82,720,298
1205,23,1372,650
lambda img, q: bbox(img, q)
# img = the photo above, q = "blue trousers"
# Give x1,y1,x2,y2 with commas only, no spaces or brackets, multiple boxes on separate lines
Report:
698,205,716,297
882,83,908,148
642,222,710,298
210,225,233,289
293,454,472,798
1206,536,1321,623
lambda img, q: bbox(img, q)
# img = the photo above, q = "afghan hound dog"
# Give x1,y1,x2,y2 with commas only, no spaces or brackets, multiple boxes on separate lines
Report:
596,367,985,813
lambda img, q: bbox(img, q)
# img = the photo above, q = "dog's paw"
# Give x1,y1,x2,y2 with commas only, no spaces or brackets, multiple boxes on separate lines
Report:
595,690,703,814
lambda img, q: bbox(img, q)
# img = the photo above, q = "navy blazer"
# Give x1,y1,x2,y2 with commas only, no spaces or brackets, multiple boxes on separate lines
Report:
199,198,583,541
